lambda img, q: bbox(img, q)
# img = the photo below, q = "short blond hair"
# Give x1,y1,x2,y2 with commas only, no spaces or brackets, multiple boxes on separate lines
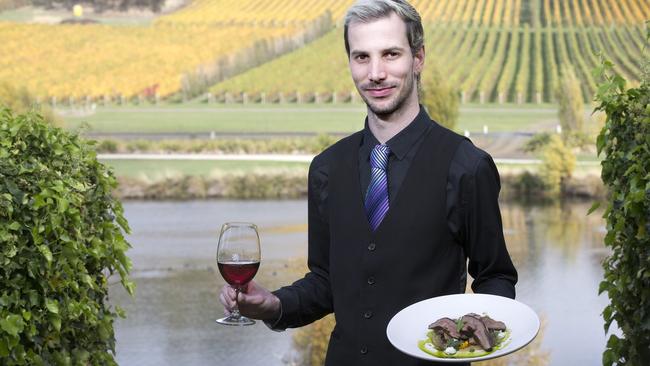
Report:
343,0,424,57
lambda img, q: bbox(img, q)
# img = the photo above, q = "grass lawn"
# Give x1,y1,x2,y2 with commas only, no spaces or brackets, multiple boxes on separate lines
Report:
103,159,309,178
63,103,565,134
66,105,366,134
458,105,558,132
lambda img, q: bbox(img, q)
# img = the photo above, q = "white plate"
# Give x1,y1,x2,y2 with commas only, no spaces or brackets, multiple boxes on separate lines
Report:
386,293,540,363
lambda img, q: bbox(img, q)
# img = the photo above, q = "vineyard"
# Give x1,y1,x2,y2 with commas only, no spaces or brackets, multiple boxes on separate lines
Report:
0,0,341,100
156,0,351,26
0,0,648,103
213,0,649,104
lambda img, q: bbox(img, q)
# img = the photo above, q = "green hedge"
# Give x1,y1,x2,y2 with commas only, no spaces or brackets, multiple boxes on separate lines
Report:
594,54,650,365
0,108,134,365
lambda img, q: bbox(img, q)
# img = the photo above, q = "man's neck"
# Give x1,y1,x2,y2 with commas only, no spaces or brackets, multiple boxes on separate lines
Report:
367,99,421,144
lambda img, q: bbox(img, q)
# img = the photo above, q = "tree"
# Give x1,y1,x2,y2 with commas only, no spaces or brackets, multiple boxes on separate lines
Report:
0,108,134,365
555,66,585,136
420,66,460,130
593,51,650,365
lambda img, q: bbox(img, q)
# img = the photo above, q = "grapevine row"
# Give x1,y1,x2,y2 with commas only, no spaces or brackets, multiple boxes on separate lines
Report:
514,25,531,103
495,29,520,103
533,27,544,103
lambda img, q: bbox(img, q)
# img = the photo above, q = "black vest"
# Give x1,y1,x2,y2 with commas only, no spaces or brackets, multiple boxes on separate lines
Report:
325,122,467,366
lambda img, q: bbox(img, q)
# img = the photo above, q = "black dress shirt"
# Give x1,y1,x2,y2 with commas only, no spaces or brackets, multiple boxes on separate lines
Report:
309,106,516,297
267,106,518,331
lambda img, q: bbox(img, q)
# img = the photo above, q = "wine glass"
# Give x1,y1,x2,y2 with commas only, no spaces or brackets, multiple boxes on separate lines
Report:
216,222,261,326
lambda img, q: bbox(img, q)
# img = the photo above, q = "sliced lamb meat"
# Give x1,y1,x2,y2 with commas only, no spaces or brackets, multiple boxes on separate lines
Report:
428,317,461,349
480,315,506,331
465,312,506,332
460,314,495,351
428,317,461,338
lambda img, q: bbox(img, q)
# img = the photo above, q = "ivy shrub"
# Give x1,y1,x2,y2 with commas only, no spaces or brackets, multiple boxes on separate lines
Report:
0,108,134,365
593,55,650,365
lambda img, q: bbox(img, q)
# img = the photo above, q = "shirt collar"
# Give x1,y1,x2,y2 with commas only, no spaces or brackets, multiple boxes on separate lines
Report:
361,105,431,161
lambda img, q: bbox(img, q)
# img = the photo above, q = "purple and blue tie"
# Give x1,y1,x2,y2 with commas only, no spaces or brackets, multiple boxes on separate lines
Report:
365,144,391,231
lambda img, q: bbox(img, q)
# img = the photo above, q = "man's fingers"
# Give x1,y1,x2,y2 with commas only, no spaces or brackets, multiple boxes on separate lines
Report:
220,285,254,307
221,286,236,300
219,292,229,308
219,286,240,309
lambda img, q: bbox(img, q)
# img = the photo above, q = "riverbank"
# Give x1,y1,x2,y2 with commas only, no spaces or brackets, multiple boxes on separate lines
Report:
112,168,605,201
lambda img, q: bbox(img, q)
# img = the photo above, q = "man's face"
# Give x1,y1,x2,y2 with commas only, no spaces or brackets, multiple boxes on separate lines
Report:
347,13,424,118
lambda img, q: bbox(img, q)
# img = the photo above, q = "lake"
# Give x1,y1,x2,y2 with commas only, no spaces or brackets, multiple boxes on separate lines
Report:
109,199,613,366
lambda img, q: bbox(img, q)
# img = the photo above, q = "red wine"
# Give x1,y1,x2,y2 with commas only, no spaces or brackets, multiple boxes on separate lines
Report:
218,261,260,286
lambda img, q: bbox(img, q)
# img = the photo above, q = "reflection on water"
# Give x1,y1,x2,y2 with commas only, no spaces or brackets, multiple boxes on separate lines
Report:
110,263,300,366
110,200,610,366
500,202,610,365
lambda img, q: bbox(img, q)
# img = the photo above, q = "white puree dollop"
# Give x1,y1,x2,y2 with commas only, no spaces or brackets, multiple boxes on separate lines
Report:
444,347,457,355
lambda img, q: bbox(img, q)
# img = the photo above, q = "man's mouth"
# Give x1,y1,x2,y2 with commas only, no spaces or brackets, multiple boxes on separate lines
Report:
364,86,396,98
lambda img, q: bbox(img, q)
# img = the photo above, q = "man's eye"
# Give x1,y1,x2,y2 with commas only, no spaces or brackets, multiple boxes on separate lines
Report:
386,52,399,59
356,55,368,61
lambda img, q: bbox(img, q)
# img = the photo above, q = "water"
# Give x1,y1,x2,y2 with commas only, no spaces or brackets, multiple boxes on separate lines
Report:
110,200,612,366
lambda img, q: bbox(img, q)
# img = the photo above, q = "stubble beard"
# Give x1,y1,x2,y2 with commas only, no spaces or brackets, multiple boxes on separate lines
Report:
360,72,416,118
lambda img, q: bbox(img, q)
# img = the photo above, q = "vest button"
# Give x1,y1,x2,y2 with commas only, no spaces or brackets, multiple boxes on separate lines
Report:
364,310,373,319
367,243,376,251
367,276,375,285
360,346,368,355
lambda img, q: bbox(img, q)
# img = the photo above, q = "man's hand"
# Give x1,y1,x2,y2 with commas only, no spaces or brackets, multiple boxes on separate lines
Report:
219,280,281,321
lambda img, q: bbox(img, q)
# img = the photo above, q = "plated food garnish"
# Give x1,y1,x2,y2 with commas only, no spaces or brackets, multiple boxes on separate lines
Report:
418,313,510,358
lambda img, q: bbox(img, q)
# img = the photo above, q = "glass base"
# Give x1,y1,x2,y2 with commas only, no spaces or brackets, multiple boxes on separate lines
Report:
216,315,255,326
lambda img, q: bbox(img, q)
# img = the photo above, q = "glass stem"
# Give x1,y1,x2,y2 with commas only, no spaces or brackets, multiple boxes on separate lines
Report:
232,287,241,318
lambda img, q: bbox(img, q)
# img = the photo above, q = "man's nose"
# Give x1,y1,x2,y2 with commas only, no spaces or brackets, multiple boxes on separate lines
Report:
368,59,387,82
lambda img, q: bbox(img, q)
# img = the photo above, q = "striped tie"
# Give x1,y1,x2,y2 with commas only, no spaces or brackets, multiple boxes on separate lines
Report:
365,144,390,231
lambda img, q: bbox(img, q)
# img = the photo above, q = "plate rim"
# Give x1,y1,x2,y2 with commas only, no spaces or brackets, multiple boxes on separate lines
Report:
386,293,540,363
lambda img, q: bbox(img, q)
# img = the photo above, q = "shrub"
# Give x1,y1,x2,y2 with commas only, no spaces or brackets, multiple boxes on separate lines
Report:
96,135,342,155
0,108,134,365
292,315,335,366
96,139,119,153
421,66,460,130
594,54,650,365
511,171,547,198
539,134,576,194
313,134,338,153
522,132,552,153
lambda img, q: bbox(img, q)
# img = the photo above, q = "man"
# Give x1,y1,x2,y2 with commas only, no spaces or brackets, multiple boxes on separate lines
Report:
219,1,518,365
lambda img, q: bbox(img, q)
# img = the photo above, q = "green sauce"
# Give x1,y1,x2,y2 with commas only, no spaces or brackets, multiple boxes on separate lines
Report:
418,330,512,359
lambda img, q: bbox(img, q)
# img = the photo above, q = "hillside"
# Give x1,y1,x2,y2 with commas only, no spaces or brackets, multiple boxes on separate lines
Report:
213,0,649,104
0,0,647,104
0,0,341,100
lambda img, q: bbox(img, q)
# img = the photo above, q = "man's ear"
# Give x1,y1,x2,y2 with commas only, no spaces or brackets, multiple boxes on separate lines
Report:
414,46,425,74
